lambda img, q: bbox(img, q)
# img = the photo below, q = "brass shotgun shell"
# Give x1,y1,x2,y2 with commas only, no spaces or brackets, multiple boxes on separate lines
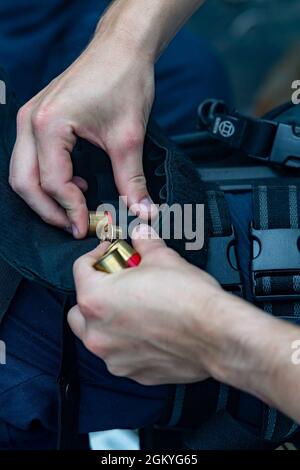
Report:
98,224,123,242
113,240,140,266
94,240,141,274
94,250,127,273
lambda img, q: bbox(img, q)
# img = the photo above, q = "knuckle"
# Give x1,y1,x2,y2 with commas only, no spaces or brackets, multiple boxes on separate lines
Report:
40,176,58,196
40,213,55,226
9,174,32,196
114,125,145,154
158,246,177,261
133,376,153,386
164,247,178,258
123,132,144,152
147,246,180,267
106,363,129,378
32,105,55,132
73,257,83,276
16,104,32,127
9,174,23,194
128,174,147,187
84,331,104,357
77,293,97,319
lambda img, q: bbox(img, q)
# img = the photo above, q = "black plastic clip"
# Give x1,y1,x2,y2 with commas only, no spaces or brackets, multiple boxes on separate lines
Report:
206,229,243,296
265,123,300,169
251,226,300,301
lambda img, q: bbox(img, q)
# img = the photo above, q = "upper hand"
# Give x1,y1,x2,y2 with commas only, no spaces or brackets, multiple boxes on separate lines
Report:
9,32,155,238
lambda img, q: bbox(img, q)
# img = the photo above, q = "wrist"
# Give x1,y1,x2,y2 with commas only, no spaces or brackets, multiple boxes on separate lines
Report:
93,1,158,65
205,295,282,403
92,0,205,65
190,290,274,393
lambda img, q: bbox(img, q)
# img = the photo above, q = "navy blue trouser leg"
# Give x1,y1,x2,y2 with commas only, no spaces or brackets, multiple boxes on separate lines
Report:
0,0,232,449
0,281,170,447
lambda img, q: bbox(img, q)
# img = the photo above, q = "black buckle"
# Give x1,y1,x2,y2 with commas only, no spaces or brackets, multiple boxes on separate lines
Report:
253,123,300,169
198,99,300,170
206,229,243,296
251,226,300,301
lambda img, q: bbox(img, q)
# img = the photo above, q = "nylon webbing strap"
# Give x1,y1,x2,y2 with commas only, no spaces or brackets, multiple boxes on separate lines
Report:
163,191,239,437
0,257,22,322
198,100,300,170
212,114,277,160
204,191,267,449
205,190,242,296
206,190,240,432
252,185,300,442
206,190,232,236
164,187,299,448
183,411,273,451
201,187,299,447
198,100,278,160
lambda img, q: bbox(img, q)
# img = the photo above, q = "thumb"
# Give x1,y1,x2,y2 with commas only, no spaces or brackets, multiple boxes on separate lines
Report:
131,224,166,257
73,241,111,285
109,129,157,220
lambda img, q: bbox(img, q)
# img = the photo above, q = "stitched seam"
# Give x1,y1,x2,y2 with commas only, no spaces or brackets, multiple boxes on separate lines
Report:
0,372,46,399
258,186,268,230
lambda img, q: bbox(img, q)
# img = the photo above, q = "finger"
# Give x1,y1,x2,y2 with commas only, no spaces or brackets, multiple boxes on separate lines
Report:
131,224,166,257
72,176,88,192
32,116,88,238
73,241,111,287
9,106,70,229
68,305,86,340
109,126,157,220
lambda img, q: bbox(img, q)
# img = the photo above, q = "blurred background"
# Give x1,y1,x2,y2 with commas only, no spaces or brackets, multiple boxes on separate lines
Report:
188,0,300,114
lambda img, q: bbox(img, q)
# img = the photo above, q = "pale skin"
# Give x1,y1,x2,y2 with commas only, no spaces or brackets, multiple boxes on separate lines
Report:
9,0,203,237
9,0,300,424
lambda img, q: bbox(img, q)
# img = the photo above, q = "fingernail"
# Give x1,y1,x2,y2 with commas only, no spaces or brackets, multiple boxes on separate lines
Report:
64,226,73,234
132,224,159,240
138,197,158,219
72,224,79,238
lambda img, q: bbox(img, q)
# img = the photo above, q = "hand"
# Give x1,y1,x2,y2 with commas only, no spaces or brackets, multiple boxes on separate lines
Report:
9,28,156,239
68,225,223,385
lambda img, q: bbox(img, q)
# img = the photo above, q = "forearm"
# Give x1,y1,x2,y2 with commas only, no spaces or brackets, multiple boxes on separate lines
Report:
198,292,300,423
94,0,205,62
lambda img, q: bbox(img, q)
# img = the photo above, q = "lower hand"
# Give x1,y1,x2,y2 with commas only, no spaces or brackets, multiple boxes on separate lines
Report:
68,225,223,385
70,226,300,425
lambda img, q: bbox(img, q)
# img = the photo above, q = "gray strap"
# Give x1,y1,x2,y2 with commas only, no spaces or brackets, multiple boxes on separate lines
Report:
167,385,186,428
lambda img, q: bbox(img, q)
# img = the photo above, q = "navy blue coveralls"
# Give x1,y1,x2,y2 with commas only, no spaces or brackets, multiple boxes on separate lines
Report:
0,0,251,449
